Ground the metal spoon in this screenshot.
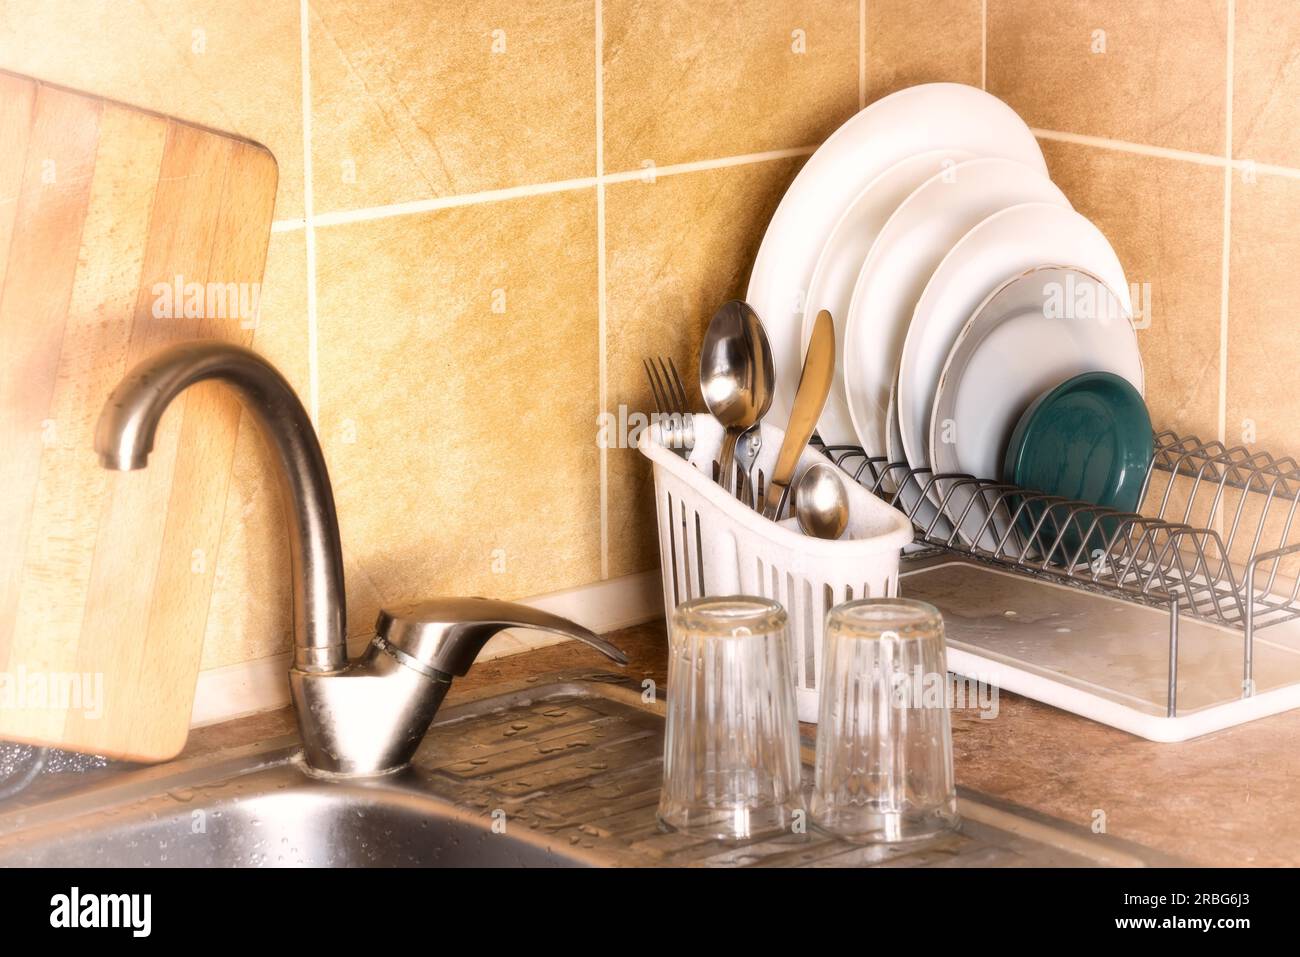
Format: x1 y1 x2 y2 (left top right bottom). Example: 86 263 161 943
794 462 850 540
733 425 762 505
699 300 775 492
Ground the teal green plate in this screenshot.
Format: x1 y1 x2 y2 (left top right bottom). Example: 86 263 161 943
1002 372 1153 561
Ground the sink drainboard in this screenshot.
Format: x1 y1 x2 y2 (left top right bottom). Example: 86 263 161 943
0 674 1177 867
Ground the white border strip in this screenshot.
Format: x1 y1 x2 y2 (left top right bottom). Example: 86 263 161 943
190 570 662 727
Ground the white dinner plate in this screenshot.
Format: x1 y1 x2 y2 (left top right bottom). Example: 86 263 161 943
841 158 1069 456
746 83 1047 430
928 265 1143 546
897 202 1132 472
800 149 974 447
883 365 954 540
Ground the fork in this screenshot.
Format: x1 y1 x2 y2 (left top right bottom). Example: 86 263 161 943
643 356 694 458
645 355 762 503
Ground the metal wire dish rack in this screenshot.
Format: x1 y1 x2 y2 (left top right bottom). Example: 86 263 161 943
817 429 1300 740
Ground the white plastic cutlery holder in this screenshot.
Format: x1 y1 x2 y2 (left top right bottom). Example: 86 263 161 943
639 414 913 721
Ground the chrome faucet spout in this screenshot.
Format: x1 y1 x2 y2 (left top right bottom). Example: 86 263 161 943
97 340 626 776
95 341 348 673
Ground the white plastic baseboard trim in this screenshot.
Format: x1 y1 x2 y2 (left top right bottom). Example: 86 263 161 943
189 570 663 728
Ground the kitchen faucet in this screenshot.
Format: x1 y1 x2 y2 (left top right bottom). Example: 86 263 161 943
95 341 627 775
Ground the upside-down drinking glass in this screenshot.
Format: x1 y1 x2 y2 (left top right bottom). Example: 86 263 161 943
657 596 804 842
811 598 959 843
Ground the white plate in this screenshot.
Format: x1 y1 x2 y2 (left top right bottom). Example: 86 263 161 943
745 83 1047 431
897 202 1132 472
928 266 1143 545
883 366 954 539
842 158 1069 456
800 150 974 447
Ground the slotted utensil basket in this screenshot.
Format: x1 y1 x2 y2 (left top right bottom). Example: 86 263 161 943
639 414 913 721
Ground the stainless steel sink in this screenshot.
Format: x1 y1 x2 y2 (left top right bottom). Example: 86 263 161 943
0 672 1179 867
0 761 586 867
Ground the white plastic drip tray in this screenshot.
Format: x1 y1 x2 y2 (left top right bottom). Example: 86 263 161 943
901 560 1300 741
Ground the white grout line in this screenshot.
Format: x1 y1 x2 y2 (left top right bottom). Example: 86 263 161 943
312 175 601 228
596 0 609 581
1030 127 1230 167
1233 157 1300 180
280 131 1300 240
308 147 819 229
299 0 319 424
600 145 817 184
1219 1 1235 448
981 0 988 91
858 0 867 109
1031 125 1300 185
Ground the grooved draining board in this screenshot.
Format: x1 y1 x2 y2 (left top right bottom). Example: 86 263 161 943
903 560 1300 741
0 70 278 761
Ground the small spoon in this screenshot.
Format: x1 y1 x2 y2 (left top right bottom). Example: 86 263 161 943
699 301 775 492
794 463 850 540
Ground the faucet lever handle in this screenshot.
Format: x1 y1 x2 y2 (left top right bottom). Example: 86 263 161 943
375 597 628 677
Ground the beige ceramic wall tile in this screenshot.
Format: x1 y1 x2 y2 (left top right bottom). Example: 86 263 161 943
309 0 594 214
1233 0 1300 167
0 0 304 219
314 192 601 638
603 0 858 173
987 0 1228 154
1225 173 1300 458
1041 140 1223 440
201 231 310 669
865 0 983 102
604 159 804 579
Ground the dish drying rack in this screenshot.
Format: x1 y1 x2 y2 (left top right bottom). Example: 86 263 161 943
817 430 1300 739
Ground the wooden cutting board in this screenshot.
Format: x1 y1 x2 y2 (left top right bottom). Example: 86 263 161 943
0 71 279 761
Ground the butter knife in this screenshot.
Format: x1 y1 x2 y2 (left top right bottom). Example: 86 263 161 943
762 309 835 520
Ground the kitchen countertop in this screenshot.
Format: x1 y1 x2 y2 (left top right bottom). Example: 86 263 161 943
15 617 1300 866
460 620 1300 867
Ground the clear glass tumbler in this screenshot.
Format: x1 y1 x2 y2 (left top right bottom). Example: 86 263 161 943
658 596 804 842
811 598 959 843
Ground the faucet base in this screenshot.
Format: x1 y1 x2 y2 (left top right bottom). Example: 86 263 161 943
290 640 451 776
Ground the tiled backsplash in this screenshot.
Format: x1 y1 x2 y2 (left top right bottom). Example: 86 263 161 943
2 2 1297 676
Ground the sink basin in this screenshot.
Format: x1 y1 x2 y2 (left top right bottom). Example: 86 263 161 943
0 673 1178 867
0 761 585 867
